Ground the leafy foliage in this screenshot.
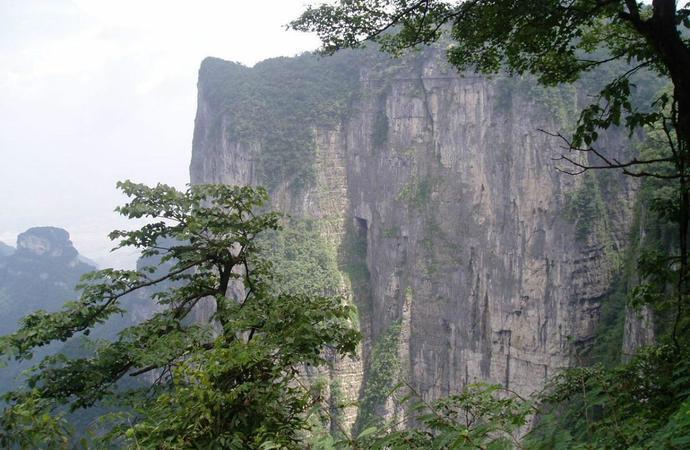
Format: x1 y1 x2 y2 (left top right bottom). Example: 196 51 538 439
0 391 73 450
564 173 604 241
293 0 689 153
524 126 690 447
526 345 690 449
355 383 533 450
371 108 389 149
0 230 97 400
0 182 360 448
293 1 690 448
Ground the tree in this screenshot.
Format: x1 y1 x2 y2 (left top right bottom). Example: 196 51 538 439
292 1 690 328
354 383 534 449
292 1 689 144
292 0 690 447
0 181 360 448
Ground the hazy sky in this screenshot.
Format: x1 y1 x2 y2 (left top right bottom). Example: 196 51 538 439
0 0 320 268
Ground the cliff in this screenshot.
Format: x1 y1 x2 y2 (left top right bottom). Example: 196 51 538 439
190 48 640 430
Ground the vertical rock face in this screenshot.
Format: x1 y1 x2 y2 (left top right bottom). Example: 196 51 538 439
190 50 635 425
345 55 638 402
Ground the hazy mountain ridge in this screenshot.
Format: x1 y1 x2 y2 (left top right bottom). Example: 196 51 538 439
0 227 95 335
0 227 97 396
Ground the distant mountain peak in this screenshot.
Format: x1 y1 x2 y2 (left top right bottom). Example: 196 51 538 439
16 226 78 259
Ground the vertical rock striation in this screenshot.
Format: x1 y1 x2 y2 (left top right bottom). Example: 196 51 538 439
190 49 637 428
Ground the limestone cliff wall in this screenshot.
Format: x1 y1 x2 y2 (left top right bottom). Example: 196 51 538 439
190 50 637 427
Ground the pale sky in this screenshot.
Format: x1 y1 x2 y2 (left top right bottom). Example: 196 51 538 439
0 0 320 268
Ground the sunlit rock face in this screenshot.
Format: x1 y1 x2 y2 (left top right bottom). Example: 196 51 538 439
190 48 637 427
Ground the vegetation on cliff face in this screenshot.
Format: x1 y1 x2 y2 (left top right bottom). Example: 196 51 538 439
522 165 690 448
292 0 690 447
3 2 690 448
199 53 361 193
258 218 343 298
356 320 402 432
293 0 690 278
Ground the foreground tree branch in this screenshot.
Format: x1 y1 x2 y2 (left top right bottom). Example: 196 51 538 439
0 182 360 448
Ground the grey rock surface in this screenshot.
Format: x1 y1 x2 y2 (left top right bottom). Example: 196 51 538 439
190 49 638 427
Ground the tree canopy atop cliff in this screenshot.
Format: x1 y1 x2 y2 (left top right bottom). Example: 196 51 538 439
293 0 689 159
